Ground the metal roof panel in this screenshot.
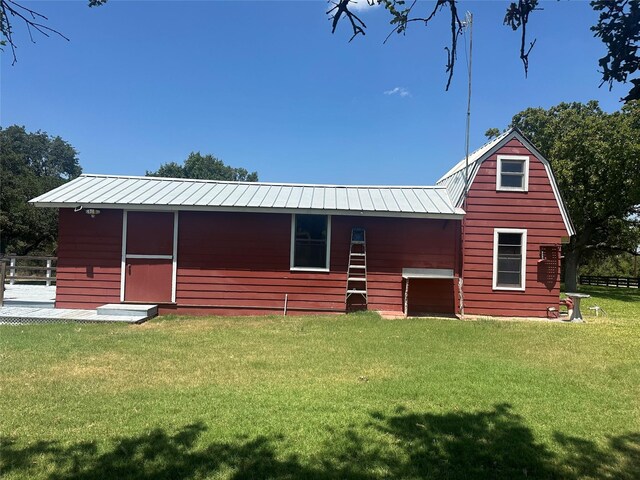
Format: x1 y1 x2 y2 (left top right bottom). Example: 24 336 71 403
219 184 247 206
273 186 293 208
379 189 400 211
357 189 374 211
298 187 314 209
401 189 426 213
335 188 349 210
391 189 412 212
41 175 99 203
285 187 304 208
368 189 386 211
311 187 324 209
246 185 271 207
346 188 361 210
30 174 463 218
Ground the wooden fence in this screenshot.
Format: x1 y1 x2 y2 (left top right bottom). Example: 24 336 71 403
1 256 58 306
1 256 57 285
579 275 639 289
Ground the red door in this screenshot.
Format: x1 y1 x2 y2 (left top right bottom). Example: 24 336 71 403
123 212 175 303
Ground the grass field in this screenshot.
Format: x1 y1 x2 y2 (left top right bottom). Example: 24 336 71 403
1 285 639 479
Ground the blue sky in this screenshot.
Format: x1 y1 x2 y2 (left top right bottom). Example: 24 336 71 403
0 1 628 185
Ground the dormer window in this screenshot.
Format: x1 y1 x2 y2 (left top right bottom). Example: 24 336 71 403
497 155 529 192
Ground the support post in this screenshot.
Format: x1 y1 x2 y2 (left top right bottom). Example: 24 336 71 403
458 277 464 318
404 278 410 318
0 261 6 307
46 259 52 287
9 257 16 285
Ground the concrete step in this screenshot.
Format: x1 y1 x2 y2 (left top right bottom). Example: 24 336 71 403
97 304 158 318
3 300 55 309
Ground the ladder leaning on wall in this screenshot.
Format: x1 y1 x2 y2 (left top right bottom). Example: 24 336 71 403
345 227 368 307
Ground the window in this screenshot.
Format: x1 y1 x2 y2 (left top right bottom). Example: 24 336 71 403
497 155 529 191
290 214 330 271
493 229 527 290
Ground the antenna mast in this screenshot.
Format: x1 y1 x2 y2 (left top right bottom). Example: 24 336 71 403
459 11 473 320
463 11 473 203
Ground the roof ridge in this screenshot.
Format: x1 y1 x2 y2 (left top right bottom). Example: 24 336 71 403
78 173 446 189
437 128 514 183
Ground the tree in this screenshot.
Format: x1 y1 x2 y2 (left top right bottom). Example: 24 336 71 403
146 152 259 182
505 101 640 291
580 250 640 277
0 125 82 255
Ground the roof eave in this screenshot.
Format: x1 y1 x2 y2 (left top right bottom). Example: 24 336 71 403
30 202 465 220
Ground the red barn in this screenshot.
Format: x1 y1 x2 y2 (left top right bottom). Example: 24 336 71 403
31 128 573 318
437 129 574 317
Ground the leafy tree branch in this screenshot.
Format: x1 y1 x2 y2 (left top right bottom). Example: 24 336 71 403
330 0 639 102
591 0 640 102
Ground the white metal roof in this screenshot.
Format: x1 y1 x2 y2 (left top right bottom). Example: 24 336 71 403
437 129 512 183
30 174 465 219
435 130 513 213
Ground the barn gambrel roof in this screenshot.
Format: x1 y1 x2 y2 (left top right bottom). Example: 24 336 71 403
436 128 575 236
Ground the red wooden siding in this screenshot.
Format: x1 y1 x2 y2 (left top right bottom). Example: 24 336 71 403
462 139 569 317
55 208 460 315
333 216 459 314
55 208 123 308
175 212 459 315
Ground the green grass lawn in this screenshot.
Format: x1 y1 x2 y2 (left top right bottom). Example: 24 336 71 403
1 285 639 479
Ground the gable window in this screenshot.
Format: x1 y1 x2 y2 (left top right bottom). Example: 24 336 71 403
497 155 529 191
290 214 330 271
493 229 527 290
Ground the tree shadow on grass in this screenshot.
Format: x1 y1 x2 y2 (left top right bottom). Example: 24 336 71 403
367 403 554 479
1 404 638 479
1 423 310 480
554 431 640 480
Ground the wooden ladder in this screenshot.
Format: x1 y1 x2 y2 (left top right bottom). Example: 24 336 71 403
345 228 367 307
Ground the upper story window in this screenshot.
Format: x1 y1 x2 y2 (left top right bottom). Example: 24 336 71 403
492 228 527 291
290 214 330 271
497 155 529 192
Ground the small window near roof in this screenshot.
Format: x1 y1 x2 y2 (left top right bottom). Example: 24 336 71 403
497 155 529 191
493 229 527 290
291 214 330 270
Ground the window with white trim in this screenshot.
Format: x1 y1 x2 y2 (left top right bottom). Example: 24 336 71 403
291 214 330 271
493 229 527 290
497 155 529 191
